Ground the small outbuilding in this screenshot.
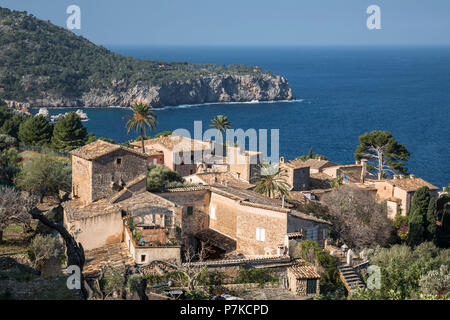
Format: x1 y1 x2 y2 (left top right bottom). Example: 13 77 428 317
287 261 320 296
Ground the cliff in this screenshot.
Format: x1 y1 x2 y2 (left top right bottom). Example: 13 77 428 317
0 7 294 110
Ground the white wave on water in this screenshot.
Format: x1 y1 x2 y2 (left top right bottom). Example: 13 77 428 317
31 99 304 112
158 98 305 110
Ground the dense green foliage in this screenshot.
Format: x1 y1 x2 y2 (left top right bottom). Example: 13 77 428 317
15 155 71 202
296 147 328 161
146 164 184 192
0 7 271 102
408 187 431 246
51 112 88 151
0 106 27 139
297 240 343 295
18 115 53 146
349 242 450 300
354 131 410 178
0 134 20 185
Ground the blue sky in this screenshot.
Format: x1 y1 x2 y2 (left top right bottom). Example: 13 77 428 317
2 0 449 46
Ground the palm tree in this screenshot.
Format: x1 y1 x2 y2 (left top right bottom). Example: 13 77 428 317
253 163 291 199
209 115 231 142
125 99 157 153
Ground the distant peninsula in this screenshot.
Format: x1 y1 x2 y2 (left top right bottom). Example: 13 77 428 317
0 7 294 112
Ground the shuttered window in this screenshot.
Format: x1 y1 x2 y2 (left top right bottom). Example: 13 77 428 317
306 279 317 294
187 206 194 216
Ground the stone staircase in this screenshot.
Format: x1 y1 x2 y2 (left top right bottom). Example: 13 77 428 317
338 264 365 293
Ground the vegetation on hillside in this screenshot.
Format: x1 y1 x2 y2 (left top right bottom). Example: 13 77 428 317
0 7 273 102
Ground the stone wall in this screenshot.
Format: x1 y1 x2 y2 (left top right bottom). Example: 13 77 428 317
236 205 287 256
157 191 211 240
287 214 329 247
91 149 147 202
65 210 123 251
72 156 93 204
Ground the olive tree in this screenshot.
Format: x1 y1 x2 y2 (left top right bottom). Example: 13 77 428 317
0 187 36 242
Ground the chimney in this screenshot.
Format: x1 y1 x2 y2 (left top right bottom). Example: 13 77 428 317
360 159 367 183
280 156 285 164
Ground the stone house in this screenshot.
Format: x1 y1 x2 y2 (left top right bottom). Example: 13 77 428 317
63 141 181 264
371 175 439 218
131 136 262 182
280 157 310 191
158 183 331 258
64 140 331 267
287 261 321 296
131 136 212 176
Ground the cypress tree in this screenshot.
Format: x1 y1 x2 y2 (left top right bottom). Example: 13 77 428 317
407 186 431 246
18 115 53 146
51 112 88 151
426 198 437 242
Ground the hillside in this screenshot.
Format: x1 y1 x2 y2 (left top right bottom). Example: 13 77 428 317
0 7 294 109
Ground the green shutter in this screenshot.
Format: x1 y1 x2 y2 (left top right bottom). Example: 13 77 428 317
187 206 194 215
306 279 317 294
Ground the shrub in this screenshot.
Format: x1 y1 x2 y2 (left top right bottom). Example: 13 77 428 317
28 234 64 270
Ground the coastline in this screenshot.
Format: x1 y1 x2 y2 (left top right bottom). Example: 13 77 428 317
30 98 304 112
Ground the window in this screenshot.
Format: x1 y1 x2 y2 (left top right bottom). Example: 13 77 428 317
190 169 194 175
210 206 216 220
306 279 317 294
140 255 146 263
322 229 328 240
153 158 157 165
256 228 265 242
187 206 194 216
116 158 122 166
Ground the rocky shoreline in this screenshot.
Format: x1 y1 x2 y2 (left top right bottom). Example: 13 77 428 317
5 74 294 113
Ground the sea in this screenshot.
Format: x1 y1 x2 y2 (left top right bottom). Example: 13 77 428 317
32 46 450 188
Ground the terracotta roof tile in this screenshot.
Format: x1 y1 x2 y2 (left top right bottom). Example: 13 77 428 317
288 260 320 279
70 140 148 160
386 177 438 192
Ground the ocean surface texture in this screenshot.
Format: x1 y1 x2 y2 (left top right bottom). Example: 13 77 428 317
35 46 450 188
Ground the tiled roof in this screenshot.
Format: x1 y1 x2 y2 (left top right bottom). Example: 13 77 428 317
183 255 291 267
282 159 311 169
131 135 210 152
210 185 289 209
288 260 320 279
287 231 304 239
83 243 134 278
386 177 439 191
302 159 338 170
194 172 255 190
70 140 148 160
284 159 338 170
164 185 211 193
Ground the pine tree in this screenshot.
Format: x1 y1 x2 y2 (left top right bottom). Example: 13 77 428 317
51 112 88 151
407 186 431 246
18 115 53 146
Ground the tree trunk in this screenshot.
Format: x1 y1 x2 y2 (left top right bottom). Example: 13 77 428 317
29 207 87 299
377 150 383 180
141 127 145 154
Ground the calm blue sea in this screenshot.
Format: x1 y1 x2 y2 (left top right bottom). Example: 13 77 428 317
34 46 450 188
